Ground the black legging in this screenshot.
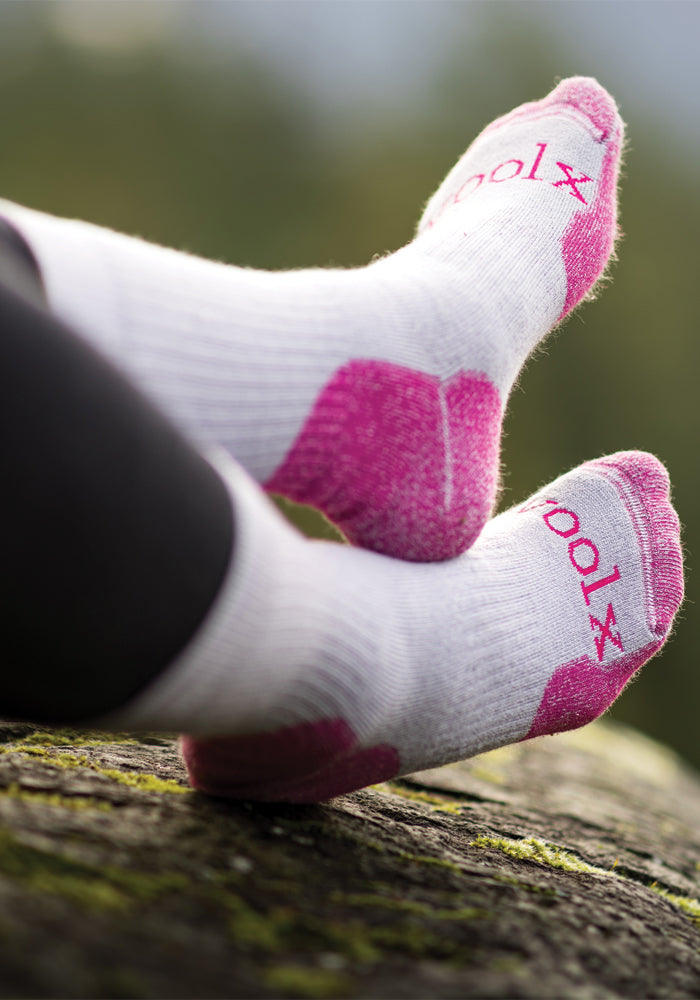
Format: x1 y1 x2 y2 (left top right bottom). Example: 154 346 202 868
0 223 234 723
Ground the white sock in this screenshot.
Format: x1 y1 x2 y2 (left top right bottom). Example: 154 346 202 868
103 448 682 802
0 77 624 561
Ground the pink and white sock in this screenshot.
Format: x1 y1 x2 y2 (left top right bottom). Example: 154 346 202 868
0 77 624 561
103 449 682 803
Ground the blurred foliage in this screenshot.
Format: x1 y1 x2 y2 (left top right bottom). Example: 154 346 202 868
0 6 698 766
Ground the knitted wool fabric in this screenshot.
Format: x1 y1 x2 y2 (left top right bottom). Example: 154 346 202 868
0 77 624 560
103 449 683 803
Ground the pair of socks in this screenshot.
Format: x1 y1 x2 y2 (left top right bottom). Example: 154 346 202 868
2 78 683 800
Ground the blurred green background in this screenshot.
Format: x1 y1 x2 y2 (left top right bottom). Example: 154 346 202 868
1 1 697 767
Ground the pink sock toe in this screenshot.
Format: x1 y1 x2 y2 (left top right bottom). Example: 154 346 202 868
482 76 622 143
586 451 683 637
546 76 621 139
524 451 683 740
545 78 625 320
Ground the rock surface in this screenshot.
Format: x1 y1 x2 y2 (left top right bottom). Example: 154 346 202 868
0 717 699 998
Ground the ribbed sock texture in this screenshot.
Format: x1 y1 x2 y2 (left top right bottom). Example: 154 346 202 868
104 449 682 802
0 77 623 560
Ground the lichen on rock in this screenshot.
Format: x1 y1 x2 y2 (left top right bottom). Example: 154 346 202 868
0 717 699 998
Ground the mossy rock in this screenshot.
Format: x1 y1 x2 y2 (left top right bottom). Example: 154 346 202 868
0 717 699 998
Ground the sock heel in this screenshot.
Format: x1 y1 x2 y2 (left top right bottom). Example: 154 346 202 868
266 360 503 560
181 719 399 803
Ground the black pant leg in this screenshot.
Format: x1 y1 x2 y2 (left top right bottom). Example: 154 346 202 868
0 271 234 724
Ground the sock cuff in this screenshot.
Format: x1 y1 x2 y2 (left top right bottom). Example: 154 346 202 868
100 449 313 734
0 199 125 356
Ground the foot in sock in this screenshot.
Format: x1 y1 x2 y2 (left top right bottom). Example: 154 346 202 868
103 450 683 803
0 78 624 560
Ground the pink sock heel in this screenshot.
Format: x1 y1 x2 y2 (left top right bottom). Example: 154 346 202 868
266 362 502 561
181 718 399 803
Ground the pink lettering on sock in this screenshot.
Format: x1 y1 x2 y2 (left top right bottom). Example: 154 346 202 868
580 453 684 635
524 142 547 181
536 497 621 605
180 718 400 803
568 537 599 575
580 565 621 605
527 493 623 660
543 507 580 537
265 361 502 561
490 159 524 182
553 162 593 204
444 78 623 322
523 642 660 740
589 603 624 661
455 174 485 202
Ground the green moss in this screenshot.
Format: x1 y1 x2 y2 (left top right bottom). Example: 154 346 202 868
332 892 431 915
13 729 137 748
96 867 191 904
489 955 525 975
326 925 379 964
264 965 351 999
379 783 463 814
221 880 480 965
17 747 90 765
0 829 191 913
471 836 612 876
223 897 383 963
30 869 131 912
652 886 700 925
396 849 463 874
0 781 113 811
226 896 288 951
0 823 483 967
472 834 700 928
96 768 189 795
2 746 189 795
0 829 131 911
365 922 469 961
